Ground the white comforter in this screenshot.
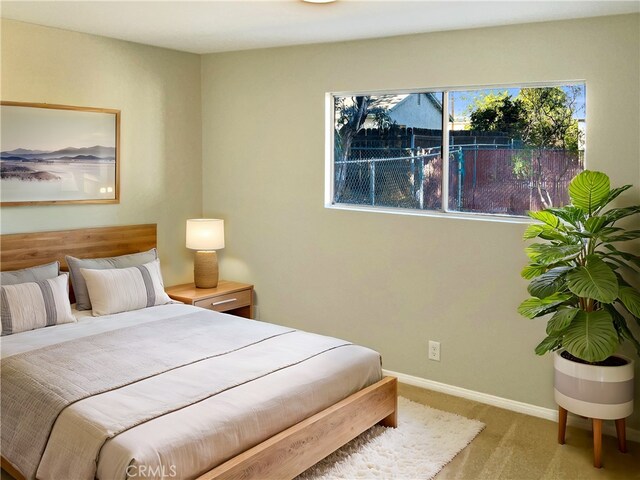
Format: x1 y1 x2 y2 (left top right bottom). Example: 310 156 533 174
1 304 382 480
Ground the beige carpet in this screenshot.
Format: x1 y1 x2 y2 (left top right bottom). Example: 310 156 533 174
298 397 485 479
399 384 640 480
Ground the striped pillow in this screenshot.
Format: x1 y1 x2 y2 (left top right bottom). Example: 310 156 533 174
66 248 158 311
80 259 172 316
0 274 76 336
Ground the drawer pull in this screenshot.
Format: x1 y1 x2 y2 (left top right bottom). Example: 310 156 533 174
211 298 237 307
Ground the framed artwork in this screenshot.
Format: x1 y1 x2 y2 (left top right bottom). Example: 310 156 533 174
0 101 120 206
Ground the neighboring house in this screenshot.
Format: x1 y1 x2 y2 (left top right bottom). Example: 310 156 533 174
363 93 449 130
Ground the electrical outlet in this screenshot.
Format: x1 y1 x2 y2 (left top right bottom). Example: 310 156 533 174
428 340 440 361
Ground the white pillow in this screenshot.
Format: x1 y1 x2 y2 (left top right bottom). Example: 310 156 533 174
0 273 76 336
80 259 172 316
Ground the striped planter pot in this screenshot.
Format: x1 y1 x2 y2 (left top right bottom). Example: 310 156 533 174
554 350 634 420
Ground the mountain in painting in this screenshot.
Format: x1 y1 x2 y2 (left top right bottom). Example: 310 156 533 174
54 155 102 160
0 145 115 161
1 148 49 155
49 145 115 158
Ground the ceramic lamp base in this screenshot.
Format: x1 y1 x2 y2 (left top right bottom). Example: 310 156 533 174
194 251 219 288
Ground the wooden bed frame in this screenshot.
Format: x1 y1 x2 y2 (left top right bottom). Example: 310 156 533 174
0 224 398 480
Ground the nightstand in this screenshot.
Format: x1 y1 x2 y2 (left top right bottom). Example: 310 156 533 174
166 281 254 319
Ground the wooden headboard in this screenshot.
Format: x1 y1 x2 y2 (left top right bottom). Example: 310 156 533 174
0 224 157 272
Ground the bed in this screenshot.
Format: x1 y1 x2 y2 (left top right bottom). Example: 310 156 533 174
0 224 397 480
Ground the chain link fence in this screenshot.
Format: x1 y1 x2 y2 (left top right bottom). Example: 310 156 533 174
334 147 442 210
334 145 583 215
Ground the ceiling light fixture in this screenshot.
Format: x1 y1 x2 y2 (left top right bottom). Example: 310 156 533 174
302 0 337 4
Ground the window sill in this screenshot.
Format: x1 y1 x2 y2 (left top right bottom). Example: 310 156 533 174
324 202 533 224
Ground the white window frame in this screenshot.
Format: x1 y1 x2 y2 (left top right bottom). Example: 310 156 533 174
325 81 586 224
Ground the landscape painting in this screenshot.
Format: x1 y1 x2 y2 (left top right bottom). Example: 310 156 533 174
1 102 120 205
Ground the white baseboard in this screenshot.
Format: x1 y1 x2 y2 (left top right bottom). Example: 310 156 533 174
384 369 640 444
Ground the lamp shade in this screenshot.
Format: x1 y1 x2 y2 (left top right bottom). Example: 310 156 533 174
186 219 225 251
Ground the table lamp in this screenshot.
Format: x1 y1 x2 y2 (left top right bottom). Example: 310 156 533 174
186 219 225 288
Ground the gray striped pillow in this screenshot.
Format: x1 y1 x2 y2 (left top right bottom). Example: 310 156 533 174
80 259 172 316
0 274 76 336
66 248 158 311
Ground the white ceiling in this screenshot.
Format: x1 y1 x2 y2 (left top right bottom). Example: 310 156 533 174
1 0 638 54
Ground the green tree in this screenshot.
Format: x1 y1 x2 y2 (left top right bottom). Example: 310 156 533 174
468 87 584 209
518 87 583 208
468 91 525 137
468 87 582 151
518 86 581 152
334 96 394 202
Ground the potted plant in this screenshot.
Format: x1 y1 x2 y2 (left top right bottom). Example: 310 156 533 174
518 170 639 467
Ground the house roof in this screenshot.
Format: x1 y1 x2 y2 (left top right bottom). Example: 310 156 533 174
368 93 453 122
369 93 444 113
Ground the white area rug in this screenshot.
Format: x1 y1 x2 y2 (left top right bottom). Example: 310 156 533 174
298 397 485 480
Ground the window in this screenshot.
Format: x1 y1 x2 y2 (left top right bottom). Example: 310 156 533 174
328 84 586 218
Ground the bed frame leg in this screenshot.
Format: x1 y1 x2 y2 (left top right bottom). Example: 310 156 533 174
378 376 398 428
379 410 398 428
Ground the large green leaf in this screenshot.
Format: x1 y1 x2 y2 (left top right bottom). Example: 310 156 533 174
525 244 582 265
523 224 546 240
528 210 563 229
521 264 547 280
602 254 640 273
600 230 640 243
518 293 572 319
546 206 585 228
563 310 618 362
603 259 623 271
597 184 632 212
539 231 571 243
584 216 609 235
591 227 623 243
523 224 568 242
528 266 571 298
618 286 640 317
546 307 580 335
603 245 640 269
535 335 562 355
606 304 640 358
569 170 611 214
566 255 618 303
524 244 544 261
600 206 640 225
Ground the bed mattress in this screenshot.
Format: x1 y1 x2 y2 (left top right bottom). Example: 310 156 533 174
1 304 382 480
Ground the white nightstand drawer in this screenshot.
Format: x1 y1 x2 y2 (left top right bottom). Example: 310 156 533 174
194 290 252 312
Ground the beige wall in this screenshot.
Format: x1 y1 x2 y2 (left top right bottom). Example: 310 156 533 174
0 19 202 285
201 15 640 429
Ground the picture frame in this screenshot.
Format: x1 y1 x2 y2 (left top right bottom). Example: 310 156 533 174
0 101 120 206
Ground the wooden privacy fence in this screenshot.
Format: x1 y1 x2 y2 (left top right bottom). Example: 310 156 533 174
449 148 583 214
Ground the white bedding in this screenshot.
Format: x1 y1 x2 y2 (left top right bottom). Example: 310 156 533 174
1 304 382 480
1 304 179 358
